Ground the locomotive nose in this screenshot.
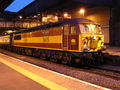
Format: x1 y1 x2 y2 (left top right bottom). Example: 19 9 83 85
82 35 104 52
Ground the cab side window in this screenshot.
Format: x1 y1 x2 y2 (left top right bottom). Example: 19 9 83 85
14 35 21 40
71 25 77 34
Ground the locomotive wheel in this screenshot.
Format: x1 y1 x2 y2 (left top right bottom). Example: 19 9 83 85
61 57 68 65
84 58 96 65
50 58 58 63
47 51 57 62
40 53 46 59
74 58 82 66
61 55 71 65
45 50 50 60
49 54 58 63
94 52 104 64
69 56 82 67
61 52 69 65
96 55 104 64
39 50 47 60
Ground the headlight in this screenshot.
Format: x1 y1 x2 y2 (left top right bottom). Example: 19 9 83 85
93 36 97 40
83 44 89 52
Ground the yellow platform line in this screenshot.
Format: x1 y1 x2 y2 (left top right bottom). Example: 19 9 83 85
0 58 67 90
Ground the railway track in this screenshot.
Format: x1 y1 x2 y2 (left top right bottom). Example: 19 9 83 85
88 64 120 73
82 65 120 80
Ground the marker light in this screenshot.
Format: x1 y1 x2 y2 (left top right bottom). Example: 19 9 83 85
93 36 97 39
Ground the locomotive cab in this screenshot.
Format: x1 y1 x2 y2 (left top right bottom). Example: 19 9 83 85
63 21 104 53
78 23 104 52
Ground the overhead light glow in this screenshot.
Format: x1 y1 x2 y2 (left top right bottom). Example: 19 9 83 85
79 8 85 16
34 15 37 18
6 30 13 34
79 8 85 13
19 15 23 19
64 13 68 17
5 0 35 12
54 16 58 20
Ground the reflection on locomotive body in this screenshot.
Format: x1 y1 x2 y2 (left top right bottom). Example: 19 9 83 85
0 18 105 65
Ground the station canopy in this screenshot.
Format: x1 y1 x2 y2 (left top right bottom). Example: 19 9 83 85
18 0 113 16
0 0 13 12
0 0 114 34
0 0 113 19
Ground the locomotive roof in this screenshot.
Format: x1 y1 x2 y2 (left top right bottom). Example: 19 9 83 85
14 18 97 34
63 18 97 24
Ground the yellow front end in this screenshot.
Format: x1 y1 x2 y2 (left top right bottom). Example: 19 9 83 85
79 34 104 52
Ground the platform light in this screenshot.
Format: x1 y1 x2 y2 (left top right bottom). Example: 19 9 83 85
64 13 68 17
63 12 71 19
42 17 46 22
54 16 58 20
19 15 23 19
34 15 37 18
79 8 85 16
6 30 13 34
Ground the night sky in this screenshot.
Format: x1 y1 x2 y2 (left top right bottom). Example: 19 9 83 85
5 0 35 12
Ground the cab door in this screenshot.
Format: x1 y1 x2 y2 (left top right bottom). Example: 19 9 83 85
63 24 69 50
68 24 79 50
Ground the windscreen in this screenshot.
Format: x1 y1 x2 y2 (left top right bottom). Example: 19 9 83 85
79 24 102 34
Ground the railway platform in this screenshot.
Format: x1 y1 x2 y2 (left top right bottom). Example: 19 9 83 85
106 45 120 56
0 53 109 90
104 45 120 66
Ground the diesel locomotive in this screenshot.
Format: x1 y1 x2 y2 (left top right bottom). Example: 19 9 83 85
0 18 105 65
